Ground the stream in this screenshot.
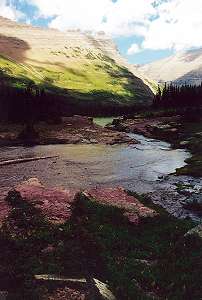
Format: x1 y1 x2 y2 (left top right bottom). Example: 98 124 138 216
0 118 201 221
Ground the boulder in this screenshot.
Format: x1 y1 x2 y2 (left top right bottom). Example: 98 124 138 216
184 224 202 240
15 178 78 224
84 187 158 225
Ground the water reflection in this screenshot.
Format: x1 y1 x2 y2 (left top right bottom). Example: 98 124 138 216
0 134 190 192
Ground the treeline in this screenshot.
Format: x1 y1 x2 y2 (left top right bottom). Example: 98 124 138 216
0 83 68 123
74 101 145 117
153 83 202 109
0 81 145 122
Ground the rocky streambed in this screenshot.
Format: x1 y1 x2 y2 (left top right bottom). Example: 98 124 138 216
0 123 201 221
0 116 137 147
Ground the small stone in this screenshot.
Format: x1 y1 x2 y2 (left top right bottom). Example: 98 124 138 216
82 139 91 144
90 139 98 144
180 141 189 146
185 224 202 240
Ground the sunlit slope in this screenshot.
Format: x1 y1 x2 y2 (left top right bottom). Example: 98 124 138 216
0 17 154 105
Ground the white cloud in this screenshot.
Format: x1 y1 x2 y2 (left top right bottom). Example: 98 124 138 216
142 0 202 52
127 44 141 55
49 0 112 32
0 0 23 20
27 0 156 35
5 0 202 55
100 0 155 36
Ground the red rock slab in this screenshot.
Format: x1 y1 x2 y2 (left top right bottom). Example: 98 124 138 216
0 187 12 226
15 178 78 224
84 187 158 225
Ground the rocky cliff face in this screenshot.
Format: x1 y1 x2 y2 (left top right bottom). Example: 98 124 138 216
139 48 202 85
0 17 154 107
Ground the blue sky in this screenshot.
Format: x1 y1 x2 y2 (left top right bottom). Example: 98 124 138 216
114 36 174 65
0 0 202 65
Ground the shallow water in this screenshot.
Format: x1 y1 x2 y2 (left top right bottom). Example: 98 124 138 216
93 117 115 127
0 134 190 193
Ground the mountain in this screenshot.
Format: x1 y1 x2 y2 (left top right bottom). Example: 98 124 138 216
139 48 202 86
0 17 154 111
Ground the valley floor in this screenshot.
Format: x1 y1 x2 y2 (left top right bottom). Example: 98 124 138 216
0 114 201 299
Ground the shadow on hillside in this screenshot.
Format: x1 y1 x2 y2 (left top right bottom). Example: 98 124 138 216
100 63 154 103
0 34 30 62
120 68 154 104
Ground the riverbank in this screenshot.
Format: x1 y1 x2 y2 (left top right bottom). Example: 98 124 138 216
0 178 201 299
104 115 202 218
0 116 137 147
175 123 202 177
107 115 202 177
0 117 201 299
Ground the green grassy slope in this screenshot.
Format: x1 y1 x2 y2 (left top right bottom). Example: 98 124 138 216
0 51 153 107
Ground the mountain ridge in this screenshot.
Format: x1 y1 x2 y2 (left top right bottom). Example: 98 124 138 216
0 16 154 110
138 48 202 86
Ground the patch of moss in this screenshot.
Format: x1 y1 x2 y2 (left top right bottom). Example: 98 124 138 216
176 123 202 177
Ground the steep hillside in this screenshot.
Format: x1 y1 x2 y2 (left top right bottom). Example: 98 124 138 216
139 48 202 85
0 17 154 109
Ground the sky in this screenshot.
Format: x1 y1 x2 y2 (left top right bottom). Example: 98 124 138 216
0 0 202 65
